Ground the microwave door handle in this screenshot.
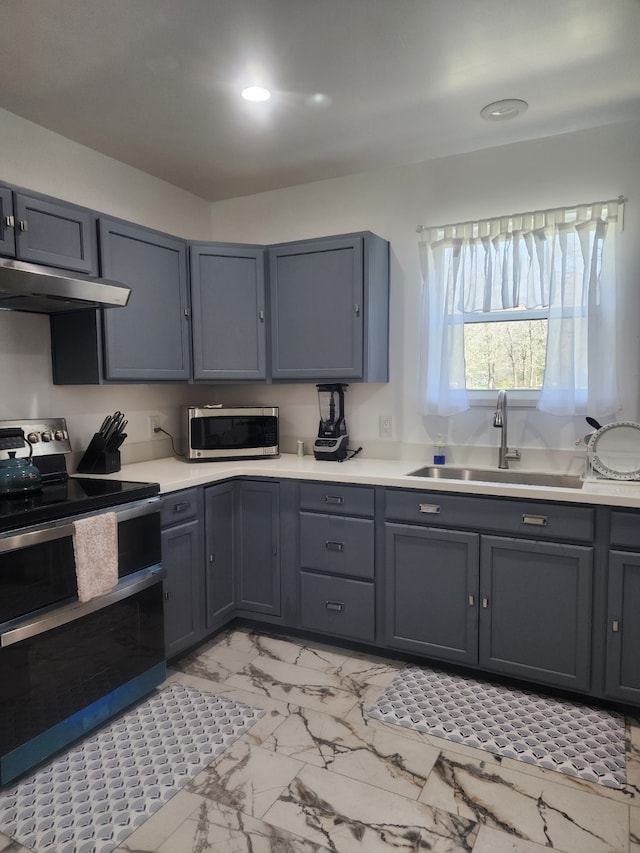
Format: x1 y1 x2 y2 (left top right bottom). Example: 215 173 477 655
0 496 160 554
0 565 166 648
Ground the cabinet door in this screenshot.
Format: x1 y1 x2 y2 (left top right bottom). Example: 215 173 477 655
269 236 364 380
190 244 266 380
237 481 280 616
14 193 96 273
0 187 16 256
162 519 204 658
385 523 479 665
204 482 236 628
605 551 640 702
480 536 593 691
99 218 190 381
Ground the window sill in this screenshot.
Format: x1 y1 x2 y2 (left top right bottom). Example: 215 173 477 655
468 391 539 408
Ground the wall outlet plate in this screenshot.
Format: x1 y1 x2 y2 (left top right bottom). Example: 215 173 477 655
379 414 392 438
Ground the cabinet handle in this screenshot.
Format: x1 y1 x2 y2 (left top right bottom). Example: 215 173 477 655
468 595 475 606
184 308 189 318
612 620 620 632
209 554 215 563
354 303 360 317
173 502 190 513
325 600 345 612
164 591 170 601
324 495 344 505
259 310 265 322
4 215 14 228
325 540 344 552
419 503 441 514
522 514 548 526
482 597 489 608
19 220 28 231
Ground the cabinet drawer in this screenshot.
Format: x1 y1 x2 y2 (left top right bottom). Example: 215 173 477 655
300 512 374 579
610 511 640 549
299 482 374 516
299 571 375 641
161 488 199 526
385 489 594 542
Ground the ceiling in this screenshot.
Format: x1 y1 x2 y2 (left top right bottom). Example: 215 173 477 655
2 0 639 202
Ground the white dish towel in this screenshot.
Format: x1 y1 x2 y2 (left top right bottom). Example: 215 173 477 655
72 512 119 602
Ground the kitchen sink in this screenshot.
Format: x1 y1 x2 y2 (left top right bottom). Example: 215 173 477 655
406 465 584 489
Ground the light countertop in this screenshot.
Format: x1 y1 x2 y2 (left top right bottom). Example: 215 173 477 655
75 453 640 509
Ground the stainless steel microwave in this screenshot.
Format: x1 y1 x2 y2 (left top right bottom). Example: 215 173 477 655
184 406 279 460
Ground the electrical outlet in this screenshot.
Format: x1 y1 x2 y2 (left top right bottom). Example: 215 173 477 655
149 415 161 438
379 414 392 438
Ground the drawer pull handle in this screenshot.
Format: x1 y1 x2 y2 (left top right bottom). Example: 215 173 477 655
324 495 344 505
612 620 620 632
173 502 190 513
325 600 344 612
19 219 28 232
419 503 441 514
468 595 475 606
326 541 344 552
482 597 489 609
522 514 548 526
4 215 14 228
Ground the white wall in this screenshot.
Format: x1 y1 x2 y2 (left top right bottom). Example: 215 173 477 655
0 108 638 468
209 120 640 465
0 109 211 461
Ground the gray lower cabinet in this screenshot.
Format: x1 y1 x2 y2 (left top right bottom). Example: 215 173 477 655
479 536 593 691
0 184 97 273
237 480 281 616
204 482 236 629
161 488 205 658
298 482 376 642
384 489 595 692
190 243 267 381
605 511 640 702
269 232 389 382
384 523 479 664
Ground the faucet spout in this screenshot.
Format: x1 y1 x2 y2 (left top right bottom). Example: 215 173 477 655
493 389 510 469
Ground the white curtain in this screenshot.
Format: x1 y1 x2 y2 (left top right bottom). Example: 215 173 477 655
417 202 621 416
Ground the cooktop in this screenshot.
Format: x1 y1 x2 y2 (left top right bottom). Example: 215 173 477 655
0 477 160 534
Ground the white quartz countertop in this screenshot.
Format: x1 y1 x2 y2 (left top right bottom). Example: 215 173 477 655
75 453 640 509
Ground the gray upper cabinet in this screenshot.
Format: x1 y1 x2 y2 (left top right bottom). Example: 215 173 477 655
0 187 16 256
190 243 267 381
269 232 389 382
99 218 191 381
0 185 97 273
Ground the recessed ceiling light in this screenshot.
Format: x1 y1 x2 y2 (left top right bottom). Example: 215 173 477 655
241 86 271 103
480 99 528 121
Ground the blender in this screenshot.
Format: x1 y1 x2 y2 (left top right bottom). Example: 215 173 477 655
313 384 349 461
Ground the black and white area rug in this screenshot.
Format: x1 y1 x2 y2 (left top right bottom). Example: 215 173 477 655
0 683 265 853
368 666 626 789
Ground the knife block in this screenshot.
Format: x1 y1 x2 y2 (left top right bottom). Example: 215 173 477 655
76 433 121 474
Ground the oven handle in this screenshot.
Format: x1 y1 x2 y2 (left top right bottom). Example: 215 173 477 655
0 564 166 648
0 496 160 554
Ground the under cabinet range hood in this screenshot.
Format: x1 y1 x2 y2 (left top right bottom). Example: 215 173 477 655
0 258 131 314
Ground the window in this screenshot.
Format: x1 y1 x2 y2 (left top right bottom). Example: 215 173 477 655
417 200 622 416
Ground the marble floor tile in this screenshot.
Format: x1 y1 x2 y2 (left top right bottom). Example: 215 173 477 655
224 657 360 716
418 748 628 853
631 806 640 853
114 790 206 852
263 763 479 852
187 739 304 819
149 794 333 853
261 704 440 799
471 824 564 852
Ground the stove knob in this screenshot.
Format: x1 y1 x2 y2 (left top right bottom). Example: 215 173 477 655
27 432 39 443
41 431 53 442
54 429 66 440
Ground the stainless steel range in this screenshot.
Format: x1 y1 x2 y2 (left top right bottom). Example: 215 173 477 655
0 418 165 785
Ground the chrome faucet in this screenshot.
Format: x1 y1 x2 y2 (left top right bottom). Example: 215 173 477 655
493 390 521 469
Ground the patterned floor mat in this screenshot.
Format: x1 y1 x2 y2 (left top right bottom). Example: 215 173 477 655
0 683 264 853
368 665 626 789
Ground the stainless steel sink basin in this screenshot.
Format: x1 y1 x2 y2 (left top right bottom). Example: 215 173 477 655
406 466 584 489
